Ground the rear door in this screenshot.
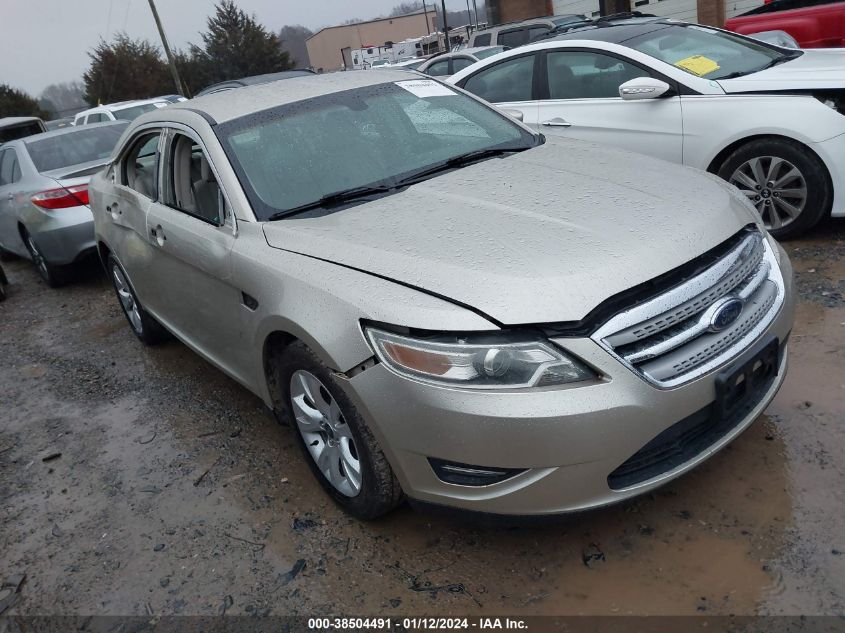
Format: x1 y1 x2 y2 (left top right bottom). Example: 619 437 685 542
534 48 683 162
0 147 26 255
459 52 540 123
99 128 164 301
143 127 247 378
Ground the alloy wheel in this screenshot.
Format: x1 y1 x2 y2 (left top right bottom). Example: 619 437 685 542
729 156 807 231
289 369 362 497
26 235 50 281
112 265 143 334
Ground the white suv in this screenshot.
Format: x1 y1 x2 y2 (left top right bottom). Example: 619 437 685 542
73 98 168 126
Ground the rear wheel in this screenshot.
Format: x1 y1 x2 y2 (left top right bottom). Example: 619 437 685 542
276 342 403 519
21 226 67 287
718 138 831 239
0 264 7 301
107 255 168 345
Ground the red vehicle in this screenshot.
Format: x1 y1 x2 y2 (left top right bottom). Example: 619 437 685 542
725 0 845 48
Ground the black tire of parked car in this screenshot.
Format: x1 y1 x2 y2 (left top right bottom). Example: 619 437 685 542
0 246 16 262
21 226 69 288
0 263 7 301
276 341 404 519
717 137 831 240
107 254 170 346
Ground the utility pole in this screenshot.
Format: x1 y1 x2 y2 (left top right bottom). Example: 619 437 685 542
147 0 187 97
465 0 474 32
422 1 432 34
440 0 450 52
473 0 480 27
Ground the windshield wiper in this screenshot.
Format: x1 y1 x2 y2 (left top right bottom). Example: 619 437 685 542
718 53 798 80
267 183 395 221
393 146 533 187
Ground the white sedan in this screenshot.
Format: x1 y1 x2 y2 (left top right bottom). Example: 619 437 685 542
449 18 845 238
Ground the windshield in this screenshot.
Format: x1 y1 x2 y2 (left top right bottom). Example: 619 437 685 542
626 24 800 80
218 80 536 220
26 123 128 172
474 46 507 60
112 102 160 121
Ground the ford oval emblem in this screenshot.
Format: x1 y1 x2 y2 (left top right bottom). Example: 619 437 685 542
709 298 744 333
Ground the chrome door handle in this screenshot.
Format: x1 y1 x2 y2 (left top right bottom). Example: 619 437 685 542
541 118 572 128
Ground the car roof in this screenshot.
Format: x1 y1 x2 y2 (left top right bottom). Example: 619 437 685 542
76 98 167 117
0 116 43 127
545 17 674 44
475 17 555 33
171 69 421 124
195 70 316 96
461 46 504 55
21 120 128 144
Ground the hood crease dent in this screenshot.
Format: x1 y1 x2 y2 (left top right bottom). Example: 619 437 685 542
263 138 756 325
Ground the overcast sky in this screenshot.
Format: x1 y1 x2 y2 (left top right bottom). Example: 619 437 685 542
1 0 471 96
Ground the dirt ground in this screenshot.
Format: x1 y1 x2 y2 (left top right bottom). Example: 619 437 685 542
1 219 844 618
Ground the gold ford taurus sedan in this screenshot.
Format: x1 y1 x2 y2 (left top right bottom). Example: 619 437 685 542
90 70 794 519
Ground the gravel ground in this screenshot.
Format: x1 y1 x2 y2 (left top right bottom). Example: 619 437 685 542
1 217 844 618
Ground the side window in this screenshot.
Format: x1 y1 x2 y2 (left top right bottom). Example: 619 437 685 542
546 50 652 100
463 54 536 103
0 150 20 186
75 116 87 126
122 132 161 199
164 133 223 226
473 33 491 47
425 60 451 76
527 26 551 42
497 28 531 48
452 57 475 73
88 113 105 123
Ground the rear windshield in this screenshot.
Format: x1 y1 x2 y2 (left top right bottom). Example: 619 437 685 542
112 103 160 121
0 121 44 143
26 123 128 172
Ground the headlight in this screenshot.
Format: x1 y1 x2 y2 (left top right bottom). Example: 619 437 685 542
365 327 596 389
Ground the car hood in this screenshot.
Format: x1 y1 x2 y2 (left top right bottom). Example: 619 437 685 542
263 137 756 325
718 49 845 92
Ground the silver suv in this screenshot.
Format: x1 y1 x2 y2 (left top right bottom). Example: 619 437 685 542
468 15 583 48
90 71 794 519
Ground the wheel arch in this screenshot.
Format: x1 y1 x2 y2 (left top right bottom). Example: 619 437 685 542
706 133 831 185
96 240 112 269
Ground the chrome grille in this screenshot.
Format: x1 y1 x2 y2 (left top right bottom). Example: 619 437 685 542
591 229 785 388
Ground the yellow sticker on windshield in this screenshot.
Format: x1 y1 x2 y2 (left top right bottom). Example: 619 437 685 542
673 55 721 76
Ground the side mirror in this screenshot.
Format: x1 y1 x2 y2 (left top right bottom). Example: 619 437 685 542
498 107 524 122
619 77 671 101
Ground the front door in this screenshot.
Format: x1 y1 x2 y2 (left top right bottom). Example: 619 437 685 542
534 49 683 163
461 53 540 126
143 130 248 382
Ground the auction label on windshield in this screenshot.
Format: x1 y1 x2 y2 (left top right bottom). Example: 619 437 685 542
673 55 720 76
396 79 457 98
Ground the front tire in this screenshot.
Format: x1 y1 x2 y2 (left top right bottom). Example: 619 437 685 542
276 342 403 519
717 138 831 240
0 264 7 301
107 255 168 345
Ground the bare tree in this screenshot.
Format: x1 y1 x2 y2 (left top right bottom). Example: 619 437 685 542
39 82 87 117
389 1 424 16
279 25 313 68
